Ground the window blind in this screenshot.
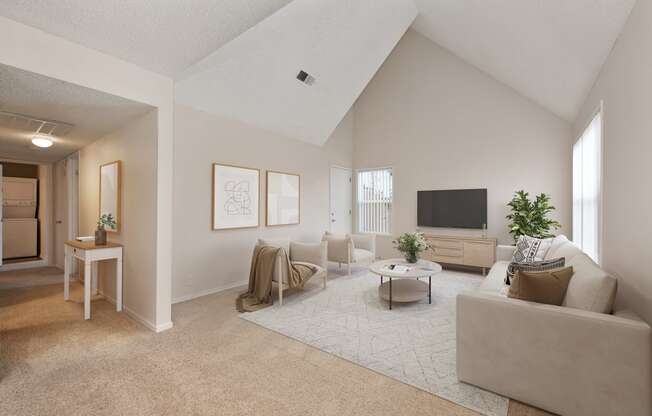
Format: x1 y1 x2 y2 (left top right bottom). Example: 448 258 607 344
573 110 602 263
357 168 392 234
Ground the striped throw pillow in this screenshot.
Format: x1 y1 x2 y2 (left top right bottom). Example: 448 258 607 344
505 257 566 286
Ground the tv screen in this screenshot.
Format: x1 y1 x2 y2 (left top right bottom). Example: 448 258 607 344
417 189 487 229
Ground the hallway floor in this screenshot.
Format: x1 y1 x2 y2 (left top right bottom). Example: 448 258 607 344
0 268 550 416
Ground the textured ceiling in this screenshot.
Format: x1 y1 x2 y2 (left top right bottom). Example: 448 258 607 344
411 0 637 121
0 0 637 128
0 64 153 162
0 0 293 77
176 0 417 145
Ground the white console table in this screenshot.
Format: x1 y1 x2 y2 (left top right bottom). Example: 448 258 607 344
64 240 123 320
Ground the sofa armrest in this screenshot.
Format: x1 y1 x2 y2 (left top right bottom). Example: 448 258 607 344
456 291 651 416
290 241 327 270
496 245 515 262
351 233 376 255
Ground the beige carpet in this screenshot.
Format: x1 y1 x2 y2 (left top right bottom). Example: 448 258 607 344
0 266 63 289
0 267 552 416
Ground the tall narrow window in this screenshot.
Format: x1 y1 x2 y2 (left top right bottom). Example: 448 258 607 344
573 109 602 263
357 168 392 234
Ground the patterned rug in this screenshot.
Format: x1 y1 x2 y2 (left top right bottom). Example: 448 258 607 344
240 268 508 416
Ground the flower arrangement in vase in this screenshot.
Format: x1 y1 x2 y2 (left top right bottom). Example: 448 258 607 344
95 213 117 245
393 232 431 263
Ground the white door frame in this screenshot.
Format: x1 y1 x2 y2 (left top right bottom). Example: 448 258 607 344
66 153 79 275
0 157 51 272
0 163 3 267
329 165 352 233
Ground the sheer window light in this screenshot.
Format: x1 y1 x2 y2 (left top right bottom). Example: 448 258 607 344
573 109 602 263
357 168 392 234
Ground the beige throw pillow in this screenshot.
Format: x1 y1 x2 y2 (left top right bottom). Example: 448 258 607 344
508 266 574 306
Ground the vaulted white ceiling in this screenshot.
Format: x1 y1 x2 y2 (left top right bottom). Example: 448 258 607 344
0 0 637 133
176 0 417 145
0 0 293 77
411 0 637 121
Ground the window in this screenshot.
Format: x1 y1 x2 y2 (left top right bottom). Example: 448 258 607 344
573 108 602 263
357 168 392 234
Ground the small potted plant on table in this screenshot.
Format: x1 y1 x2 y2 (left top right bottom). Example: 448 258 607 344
394 232 431 263
95 213 117 245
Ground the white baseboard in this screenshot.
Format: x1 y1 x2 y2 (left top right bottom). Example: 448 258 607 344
172 279 248 304
100 291 173 333
0 258 50 272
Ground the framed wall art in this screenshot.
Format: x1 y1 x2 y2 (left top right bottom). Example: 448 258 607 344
266 170 300 226
212 163 260 230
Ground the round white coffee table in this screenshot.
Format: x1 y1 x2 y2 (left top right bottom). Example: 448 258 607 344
369 259 442 310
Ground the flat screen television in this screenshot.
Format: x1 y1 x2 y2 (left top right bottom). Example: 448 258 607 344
417 189 487 229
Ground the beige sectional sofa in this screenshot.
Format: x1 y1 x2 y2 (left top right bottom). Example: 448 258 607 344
456 235 651 416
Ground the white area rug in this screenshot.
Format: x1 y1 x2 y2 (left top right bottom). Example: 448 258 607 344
241 268 508 416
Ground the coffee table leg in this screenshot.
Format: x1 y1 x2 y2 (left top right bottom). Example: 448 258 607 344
429 275 432 304
380 275 383 285
389 277 392 310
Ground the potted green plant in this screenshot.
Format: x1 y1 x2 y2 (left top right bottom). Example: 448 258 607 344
506 190 561 242
393 232 431 263
95 213 117 245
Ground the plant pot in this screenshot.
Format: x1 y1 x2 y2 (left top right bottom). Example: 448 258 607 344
404 252 418 264
95 228 107 245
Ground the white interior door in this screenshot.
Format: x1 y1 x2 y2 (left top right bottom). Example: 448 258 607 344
330 166 352 234
53 159 68 269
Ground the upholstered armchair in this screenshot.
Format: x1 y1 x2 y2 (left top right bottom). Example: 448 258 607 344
256 238 328 305
322 232 376 275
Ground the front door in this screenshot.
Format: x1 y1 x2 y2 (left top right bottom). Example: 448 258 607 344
329 166 352 234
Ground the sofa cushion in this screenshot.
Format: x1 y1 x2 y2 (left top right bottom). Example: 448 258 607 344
545 238 583 262
290 241 326 268
257 238 290 254
563 254 617 313
508 266 574 306
544 235 570 260
512 235 553 263
506 257 566 285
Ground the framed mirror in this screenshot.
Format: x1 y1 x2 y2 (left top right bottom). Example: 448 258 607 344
99 160 121 233
266 170 300 226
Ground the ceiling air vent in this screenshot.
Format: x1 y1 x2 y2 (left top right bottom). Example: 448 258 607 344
296 70 315 86
0 110 73 137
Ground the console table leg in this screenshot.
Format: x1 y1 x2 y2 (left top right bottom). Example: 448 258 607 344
84 261 91 320
429 275 432 304
389 277 392 310
380 275 383 285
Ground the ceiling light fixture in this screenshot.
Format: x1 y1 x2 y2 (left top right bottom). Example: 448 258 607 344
32 136 54 148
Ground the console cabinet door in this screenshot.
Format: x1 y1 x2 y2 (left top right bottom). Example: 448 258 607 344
462 242 495 267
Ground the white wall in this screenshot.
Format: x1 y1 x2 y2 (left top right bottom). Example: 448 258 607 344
0 16 173 330
574 0 652 324
172 104 353 303
78 111 158 327
353 30 572 257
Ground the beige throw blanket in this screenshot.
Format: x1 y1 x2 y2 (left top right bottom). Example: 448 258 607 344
236 245 316 312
